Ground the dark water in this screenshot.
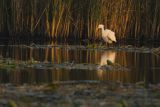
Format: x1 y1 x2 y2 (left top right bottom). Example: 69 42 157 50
0 42 160 85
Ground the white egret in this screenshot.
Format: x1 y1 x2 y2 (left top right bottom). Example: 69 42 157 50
97 24 117 44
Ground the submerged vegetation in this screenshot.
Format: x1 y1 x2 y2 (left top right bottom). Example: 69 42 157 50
0 0 160 41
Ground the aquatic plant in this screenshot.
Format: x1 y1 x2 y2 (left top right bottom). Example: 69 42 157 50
6 100 17 107
43 83 59 93
0 59 16 70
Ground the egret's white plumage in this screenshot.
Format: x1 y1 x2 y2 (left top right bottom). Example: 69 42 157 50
97 24 116 44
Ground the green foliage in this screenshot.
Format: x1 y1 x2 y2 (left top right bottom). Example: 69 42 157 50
43 83 59 93
0 63 16 70
107 60 114 66
114 99 128 107
6 100 17 107
136 81 145 87
120 99 128 107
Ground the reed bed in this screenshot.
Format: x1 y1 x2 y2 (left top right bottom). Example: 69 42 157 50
0 0 159 41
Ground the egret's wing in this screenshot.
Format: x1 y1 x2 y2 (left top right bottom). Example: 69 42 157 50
106 30 116 42
102 31 109 43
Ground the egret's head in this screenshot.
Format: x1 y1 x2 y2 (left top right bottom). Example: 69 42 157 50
98 24 104 29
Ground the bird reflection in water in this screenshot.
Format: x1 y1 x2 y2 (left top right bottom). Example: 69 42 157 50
97 51 116 79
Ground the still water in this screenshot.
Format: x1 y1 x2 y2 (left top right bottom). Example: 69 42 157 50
0 42 160 85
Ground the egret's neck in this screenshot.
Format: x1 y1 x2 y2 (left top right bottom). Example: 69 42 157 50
101 27 104 33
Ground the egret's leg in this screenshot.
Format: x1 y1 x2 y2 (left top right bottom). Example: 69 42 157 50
106 43 109 47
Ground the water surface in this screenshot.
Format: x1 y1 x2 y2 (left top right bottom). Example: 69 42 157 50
0 43 160 85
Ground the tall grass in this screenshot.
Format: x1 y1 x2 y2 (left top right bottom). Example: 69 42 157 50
0 0 159 41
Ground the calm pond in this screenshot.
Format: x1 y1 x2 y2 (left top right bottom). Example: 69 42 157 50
0 41 160 85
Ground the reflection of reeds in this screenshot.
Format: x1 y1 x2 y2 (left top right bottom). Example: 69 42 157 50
0 0 159 41
1 44 160 83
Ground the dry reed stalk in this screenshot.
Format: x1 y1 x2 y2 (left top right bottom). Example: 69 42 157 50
0 0 159 41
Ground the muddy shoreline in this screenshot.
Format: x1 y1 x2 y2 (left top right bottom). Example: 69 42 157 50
1 82 160 107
